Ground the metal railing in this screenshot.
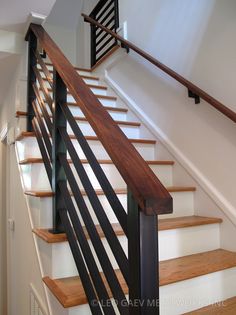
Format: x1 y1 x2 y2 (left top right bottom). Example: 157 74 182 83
26 23 172 315
89 0 119 67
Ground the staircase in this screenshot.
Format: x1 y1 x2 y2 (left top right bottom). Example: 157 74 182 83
13 7 236 315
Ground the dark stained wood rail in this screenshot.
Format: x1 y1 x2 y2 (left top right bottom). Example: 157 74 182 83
26 23 172 216
82 14 236 124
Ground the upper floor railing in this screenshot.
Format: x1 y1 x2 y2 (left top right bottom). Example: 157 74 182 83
89 0 119 67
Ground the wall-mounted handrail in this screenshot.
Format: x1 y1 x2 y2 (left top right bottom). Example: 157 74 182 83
82 13 236 124
26 23 172 216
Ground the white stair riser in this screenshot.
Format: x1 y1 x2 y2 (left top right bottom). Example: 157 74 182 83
39 81 108 96
38 64 94 78
29 115 140 139
66 94 116 107
39 90 116 107
16 138 156 161
49 267 236 315
28 192 194 229
38 235 127 278
48 291 89 315
41 103 127 121
16 115 135 138
69 106 127 120
68 121 140 139
20 163 173 190
36 223 220 279
39 71 99 86
160 267 236 314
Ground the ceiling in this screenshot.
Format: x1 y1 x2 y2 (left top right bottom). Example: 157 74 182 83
0 0 56 107
0 0 56 33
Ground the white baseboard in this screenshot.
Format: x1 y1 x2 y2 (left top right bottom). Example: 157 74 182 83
105 72 236 227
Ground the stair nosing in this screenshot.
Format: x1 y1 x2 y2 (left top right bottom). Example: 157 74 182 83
39 87 117 100
39 68 100 81
16 131 156 144
42 77 107 90
24 187 196 198
19 157 174 166
43 249 236 308
15 112 140 127
33 216 222 244
65 102 128 112
44 63 92 73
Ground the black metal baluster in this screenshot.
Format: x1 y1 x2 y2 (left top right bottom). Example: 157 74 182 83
128 189 159 315
58 127 129 283
114 0 119 31
58 153 129 314
59 208 104 315
96 0 114 21
96 36 115 55
58 181 117 315
51 71 67 233
32 119 52 181
32 101 52 159
27 32 37 131
59 102 127 234
32 84 53 134
90 13 97 67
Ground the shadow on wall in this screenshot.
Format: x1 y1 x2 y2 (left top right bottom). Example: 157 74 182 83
190 0 236 111
120 0 236 111
120 0 216 77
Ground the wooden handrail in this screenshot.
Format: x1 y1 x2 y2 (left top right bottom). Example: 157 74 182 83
26 23 172 216
82 14 236 124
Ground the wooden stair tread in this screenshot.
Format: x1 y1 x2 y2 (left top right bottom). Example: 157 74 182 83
33 216 222 244
24 187 196 198
19 158 174 166
39 87 117 100
16 105 128 118
39 68 100 81
158 215 222 230
43 249 236 308
43 88 117 101
185 296 236 314
43 269 127 308
65 102 128 112
16 131 156 144
33 223 123 243
44 63 92 73
42 78 107 90
159 249 236 286
15 111 140 127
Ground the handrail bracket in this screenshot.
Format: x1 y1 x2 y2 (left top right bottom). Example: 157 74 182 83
188 89 200 104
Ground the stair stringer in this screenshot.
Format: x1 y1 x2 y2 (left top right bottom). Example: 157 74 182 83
14 144 53 315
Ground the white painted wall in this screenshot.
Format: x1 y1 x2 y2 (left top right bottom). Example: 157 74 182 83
43 23 77 65
0 47 48 315
7 145 48 315
118 0 236 111
0 141 7 315
44 0 86 66
76 0 99 67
